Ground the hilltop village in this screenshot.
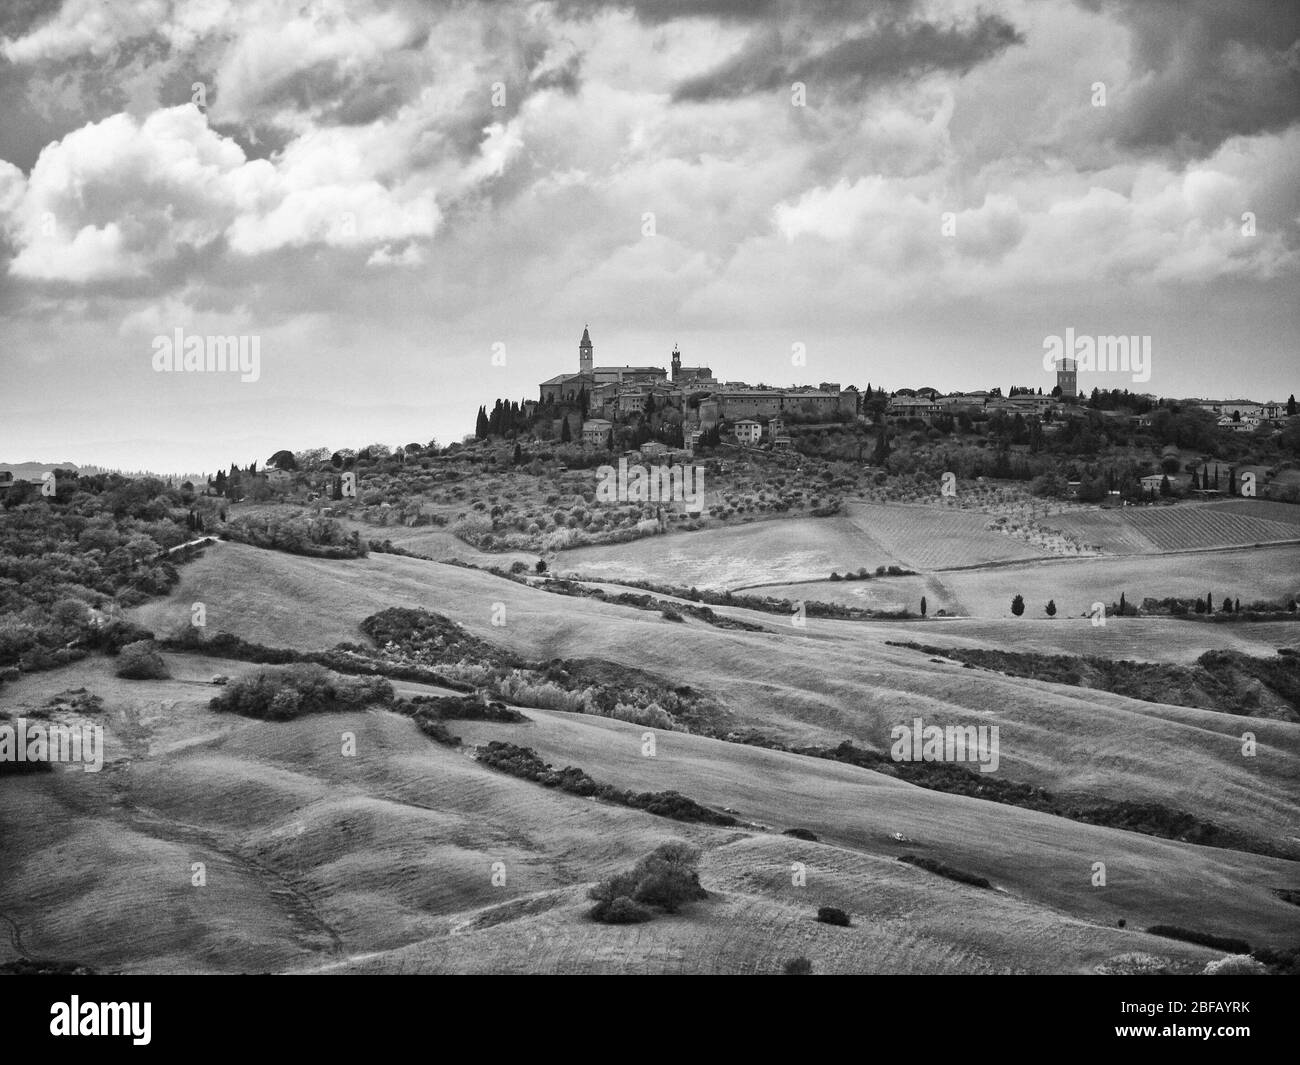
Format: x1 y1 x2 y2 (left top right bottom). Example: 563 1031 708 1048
465 327 1296 474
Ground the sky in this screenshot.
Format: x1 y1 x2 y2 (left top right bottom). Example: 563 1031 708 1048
0 0 1297 476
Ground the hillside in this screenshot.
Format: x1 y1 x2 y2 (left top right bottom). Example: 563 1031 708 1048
1 530 1294 975
1 654 1293 975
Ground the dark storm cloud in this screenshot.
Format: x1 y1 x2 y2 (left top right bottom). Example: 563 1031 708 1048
672 10 1023 101
0 0 59 39
1077 0 1300 155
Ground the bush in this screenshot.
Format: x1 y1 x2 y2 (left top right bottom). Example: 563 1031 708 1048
898 854 990 889
1202 955 1266 975
209 663 393 720
783 957 813 975
589 896 655 924
115 640 170 680
1251 945 1300 975
589 842 708 922
783 827 819 841
816 906 851 927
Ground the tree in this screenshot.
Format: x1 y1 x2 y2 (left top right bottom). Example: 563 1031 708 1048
475 406 489 440
535 558 548 574
873 426 891 465
1119 592 1127 615
1289 394 1297 417
267 449 298 471
1206 592 1214 613
1011 594 1025 616
1228 468 1236 495
1234 597 1241 613
1159 474 1172 496
1046 599 1056 617
560 416 571 443
513 443 523 465
116 640 170 680
920 595 927 617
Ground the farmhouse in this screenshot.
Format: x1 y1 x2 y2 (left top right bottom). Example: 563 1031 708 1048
733 419 761 445
581 418 613 446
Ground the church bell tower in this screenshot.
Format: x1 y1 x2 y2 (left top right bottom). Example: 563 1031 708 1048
579 325 593 375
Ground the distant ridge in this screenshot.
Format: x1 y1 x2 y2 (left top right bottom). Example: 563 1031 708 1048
0 461 83 477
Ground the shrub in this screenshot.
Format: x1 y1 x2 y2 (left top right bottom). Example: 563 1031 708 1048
660 607 684 622
1251 945 1300 975
783 827 819 841
630 843 708 913
589 896 654 924
1202 955 1266 975
898 854 990 889
209 663 393 720
783 957 813 975
589 841 708 921
1094 952 1172 976
816 906 851 927
115 640 170 680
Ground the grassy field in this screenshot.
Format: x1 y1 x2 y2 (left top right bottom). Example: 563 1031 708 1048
2 655 1294 974
121 544 1300 832
554 502 1058 589
759 543 1300 620
555 512 904 589
4 527 1296 975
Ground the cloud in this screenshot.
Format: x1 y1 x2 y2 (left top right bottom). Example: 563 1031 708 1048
673 9 1024 101
1077 0 1300 155
0 104 440 281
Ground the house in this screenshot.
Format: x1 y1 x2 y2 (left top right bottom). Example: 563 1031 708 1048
766 417 785 439
1217 414 1260 433
639 441 667 460
1139 474 1167 492
886 396 940 419
733 419 762 445
581 418 613 446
